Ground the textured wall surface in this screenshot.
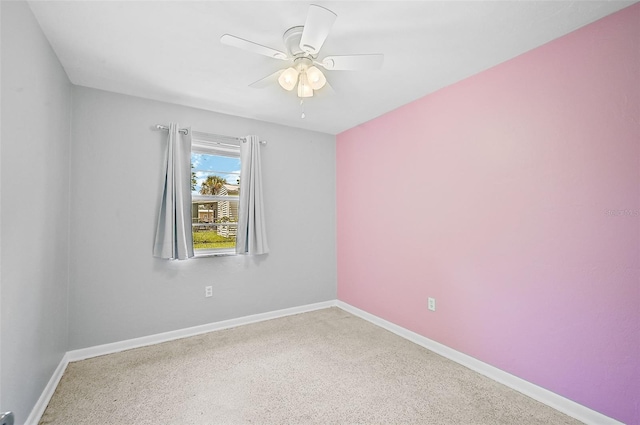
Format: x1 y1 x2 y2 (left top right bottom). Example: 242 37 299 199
68 87 337 350
1 2 72 422
337 5 639 424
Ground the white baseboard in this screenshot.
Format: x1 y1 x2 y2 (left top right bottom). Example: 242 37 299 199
66 300 336 362
336 300 624 425
27 299 624 425
27 300 335 424
24 352 69 425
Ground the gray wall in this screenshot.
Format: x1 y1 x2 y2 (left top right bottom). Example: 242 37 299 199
0 4 336 420
68 87 337 349
0 1 71 422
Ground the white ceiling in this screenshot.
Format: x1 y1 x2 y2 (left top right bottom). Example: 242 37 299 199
28 1 634 135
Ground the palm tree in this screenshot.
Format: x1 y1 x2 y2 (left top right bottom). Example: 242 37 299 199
200 175 227 195
199 175 228 226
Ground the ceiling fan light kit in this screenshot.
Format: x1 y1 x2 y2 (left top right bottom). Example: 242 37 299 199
297 72 313 98
307 66 326 90
220 4 384 110
276 58 327 97
278 67 298 91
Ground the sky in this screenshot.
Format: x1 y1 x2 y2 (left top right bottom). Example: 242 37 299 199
191 152 240 194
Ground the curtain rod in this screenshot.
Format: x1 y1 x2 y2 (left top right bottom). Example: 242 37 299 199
155 125 267 144
156 124 189 135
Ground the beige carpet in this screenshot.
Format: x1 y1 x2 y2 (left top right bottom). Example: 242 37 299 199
40 308 582 425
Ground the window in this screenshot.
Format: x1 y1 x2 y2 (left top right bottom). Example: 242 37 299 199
191 136 241 256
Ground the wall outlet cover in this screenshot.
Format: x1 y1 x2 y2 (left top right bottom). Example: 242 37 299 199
428 297 436 311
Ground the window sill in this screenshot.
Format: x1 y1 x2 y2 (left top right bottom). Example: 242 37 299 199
194 249 237 258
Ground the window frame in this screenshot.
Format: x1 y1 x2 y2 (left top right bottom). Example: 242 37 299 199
191 137 241 258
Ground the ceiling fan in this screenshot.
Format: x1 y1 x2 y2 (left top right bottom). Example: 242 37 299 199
220 4 384 99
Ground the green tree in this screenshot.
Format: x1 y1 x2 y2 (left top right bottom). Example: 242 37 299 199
200 175 229 225
191 163 197 192
200 175 227 195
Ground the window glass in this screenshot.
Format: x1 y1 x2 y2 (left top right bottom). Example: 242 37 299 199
191 150 240 254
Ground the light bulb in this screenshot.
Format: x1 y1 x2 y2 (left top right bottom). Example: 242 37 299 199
278 67 298 91
306 66 326 90
297 71 313 98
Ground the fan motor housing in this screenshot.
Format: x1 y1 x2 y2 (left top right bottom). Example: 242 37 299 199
283 26 309 58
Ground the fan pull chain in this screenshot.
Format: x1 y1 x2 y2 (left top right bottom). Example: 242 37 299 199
300 99 306 119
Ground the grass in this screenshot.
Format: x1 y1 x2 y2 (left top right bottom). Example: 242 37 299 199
193 229 236 249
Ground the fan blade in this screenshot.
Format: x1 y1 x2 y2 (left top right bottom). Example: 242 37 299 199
220 34 288 60
249 69 285 88
299 5 337 55
319 54 384 70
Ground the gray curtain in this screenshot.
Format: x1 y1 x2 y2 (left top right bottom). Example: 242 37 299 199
236 135 269 255
153 123 194 260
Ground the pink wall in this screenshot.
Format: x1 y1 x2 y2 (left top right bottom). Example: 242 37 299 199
337 5 639 425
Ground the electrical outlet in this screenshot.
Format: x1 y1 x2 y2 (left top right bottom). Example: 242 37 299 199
428 297 436 312
205 286 213 298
